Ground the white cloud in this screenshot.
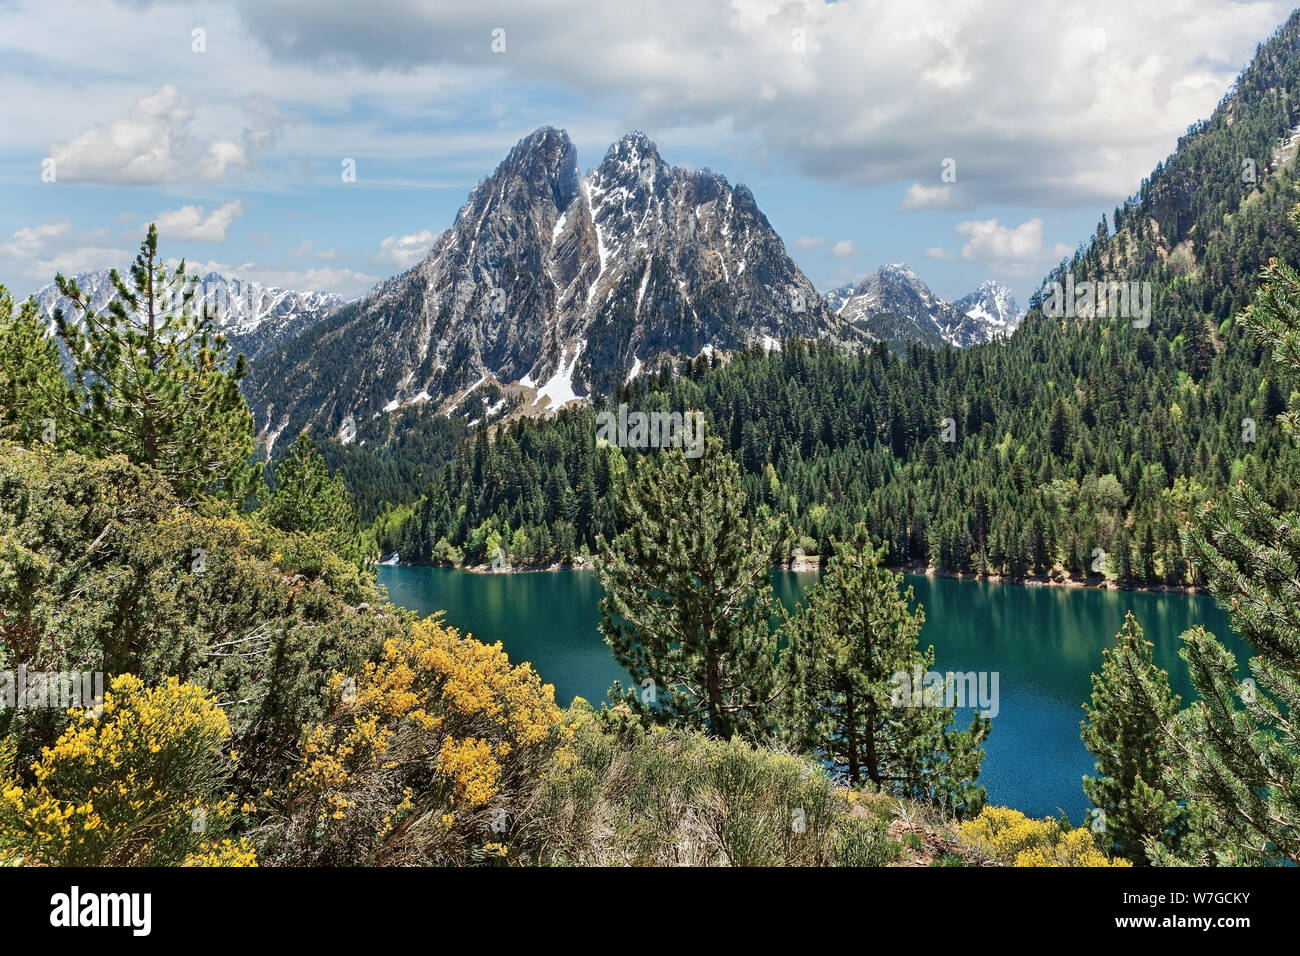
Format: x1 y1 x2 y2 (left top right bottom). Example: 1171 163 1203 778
290 240 341 260
154 200 245 242
240 93 294 158
375 230 438 269
954 217 1073 276
830 239 856 258
46 86 249 185
925 247 954 260
900 183 963 211
187 259 380 299
221 0 1290 205
0 220 129 287
1 0 1288 207
795 235 825 249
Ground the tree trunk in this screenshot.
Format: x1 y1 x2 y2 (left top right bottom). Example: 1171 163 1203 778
863 699 881 784
706 648 728 738
846 687 860 784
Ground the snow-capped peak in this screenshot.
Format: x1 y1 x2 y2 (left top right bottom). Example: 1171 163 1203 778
824 268 1021 349
954 280 1023 330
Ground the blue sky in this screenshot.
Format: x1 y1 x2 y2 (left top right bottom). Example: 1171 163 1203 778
1 0 1292 310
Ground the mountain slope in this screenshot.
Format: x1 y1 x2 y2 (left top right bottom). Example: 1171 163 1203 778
244 127 852 445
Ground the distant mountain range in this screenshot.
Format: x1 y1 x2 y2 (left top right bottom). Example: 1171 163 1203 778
825 266 1021 350
31 270 345 363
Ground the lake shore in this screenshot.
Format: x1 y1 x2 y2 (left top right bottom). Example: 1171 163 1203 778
378 554 1206 594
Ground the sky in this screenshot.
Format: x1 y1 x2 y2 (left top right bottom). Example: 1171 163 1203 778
0 0 1292 310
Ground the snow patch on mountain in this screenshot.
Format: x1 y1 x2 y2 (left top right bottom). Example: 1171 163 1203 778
534 342 586 410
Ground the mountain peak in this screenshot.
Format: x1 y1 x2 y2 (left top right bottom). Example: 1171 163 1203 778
825 266 1016 349
871 262 920 282
592 130 667 188
611 129 660 158
507 125 573 157
444 127 582 232
32 269 344 383
954 281 1022 331
244 127 838 439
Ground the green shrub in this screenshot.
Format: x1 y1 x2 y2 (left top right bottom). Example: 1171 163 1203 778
0 444 403 797
833 815 901 867
526 703 849 866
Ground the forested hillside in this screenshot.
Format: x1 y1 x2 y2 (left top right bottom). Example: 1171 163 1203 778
365 14 1300 586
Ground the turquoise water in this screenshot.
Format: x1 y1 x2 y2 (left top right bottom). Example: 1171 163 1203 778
378 566 1249 821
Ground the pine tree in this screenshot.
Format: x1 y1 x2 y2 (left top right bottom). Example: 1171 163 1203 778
597 437 780 740
263 432 365 566
783 530 989 815
0 287 71 445
1081 612 1183 865
52 224 256 502
1171 209 1300 863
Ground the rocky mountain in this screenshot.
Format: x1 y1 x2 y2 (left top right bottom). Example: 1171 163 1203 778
829 264 970 349
32 270 345 363
822 282 858 316
824 266 1018 349
243 127 854 445
954 280 1022 335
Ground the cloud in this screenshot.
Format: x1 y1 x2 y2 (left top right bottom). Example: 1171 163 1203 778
46 86 248 185
0 220 130 286
795 235 825 249
289 239 341 260
187 259 380 299
222 0 1291 205
375 230 438 269
240 93 294 158
925 247 954 260
0 216 373 298
954 217 1073 276
830 239 856 258
153 200 245 242
900 183 963 211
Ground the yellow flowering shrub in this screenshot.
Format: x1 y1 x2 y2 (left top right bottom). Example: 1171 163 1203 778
958 806 1130 867
183 838 258 867
265 615 573 865
0 674 254 866
0 445 397 804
